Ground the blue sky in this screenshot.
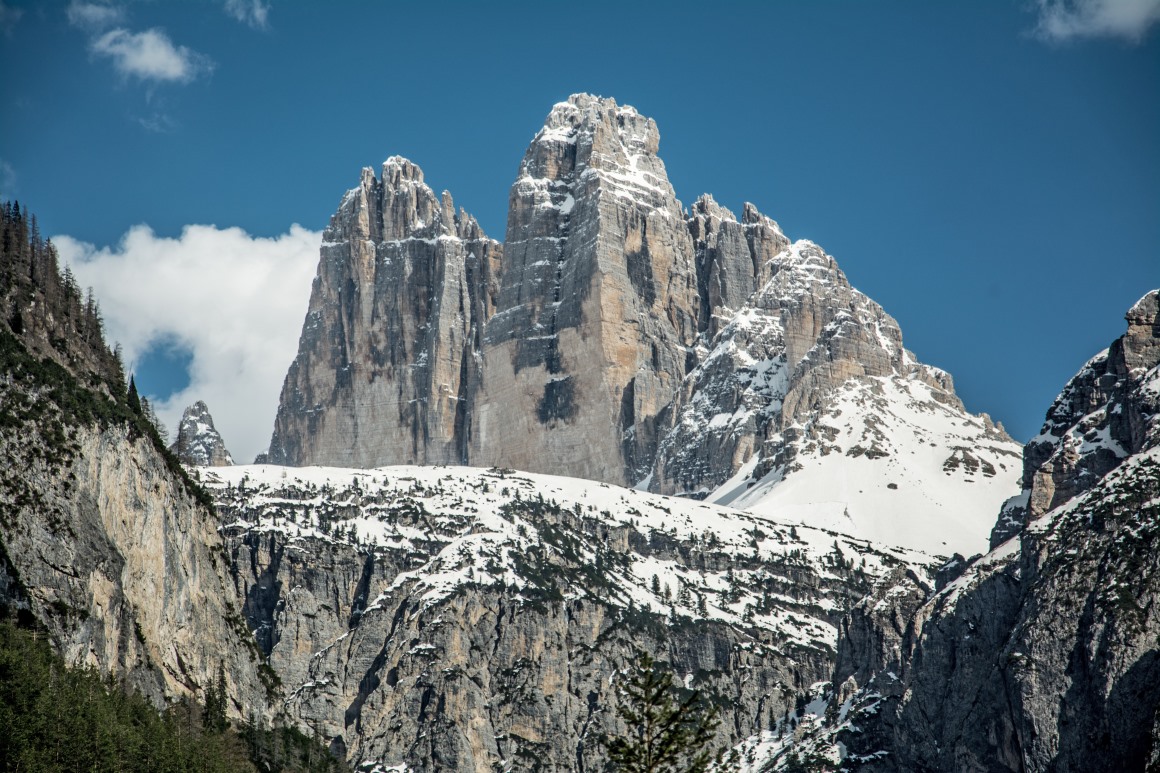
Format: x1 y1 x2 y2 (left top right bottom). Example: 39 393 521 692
2 1 1157 460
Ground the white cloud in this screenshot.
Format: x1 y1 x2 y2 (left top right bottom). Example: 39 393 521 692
66 1 123 31
57 223 322 463
136 111 178 133
1035 0 1160 42
224 0 270 29
90 27 213 83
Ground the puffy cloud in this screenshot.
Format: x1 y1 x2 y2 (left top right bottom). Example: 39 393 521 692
90 27 213 83
224 0 270 30
1034 0 1160 42
56 223 322 463
66 1 123 31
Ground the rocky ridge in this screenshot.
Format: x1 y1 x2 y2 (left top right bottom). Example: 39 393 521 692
751 290 1160 771
0 206 273 724
199 462 938 772
169 400 234 466
652 236 1020 555
266 95 1020 556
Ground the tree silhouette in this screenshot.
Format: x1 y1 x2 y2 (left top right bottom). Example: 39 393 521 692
127 375 142 416
604 652 729 773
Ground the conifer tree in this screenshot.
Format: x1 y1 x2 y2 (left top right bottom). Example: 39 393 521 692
603 652 728 773
127 375 142 415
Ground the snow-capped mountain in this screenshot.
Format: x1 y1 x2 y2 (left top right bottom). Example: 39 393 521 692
169 400 234 466
655 234 1021 556
757 291 1160 771
265 93 1021 557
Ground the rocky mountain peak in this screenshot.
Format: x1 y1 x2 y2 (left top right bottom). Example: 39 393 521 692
655 234 1020 555
382 154 424 185
991 288 1160 546
814 291 1160 773
268 96 1020 553
170 400 234 466
266 159 502 468
475 94 700 485
1122 289 1160 373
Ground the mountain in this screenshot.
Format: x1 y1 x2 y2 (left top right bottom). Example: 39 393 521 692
199 461 936 771
475 94 700 486
653 231 1019 556
267 157 501 468
170 400 235 466
761 290 1160 771
264 94 1020 557
0 202 271 718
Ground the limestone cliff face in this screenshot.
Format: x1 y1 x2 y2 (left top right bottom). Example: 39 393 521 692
476 94 701 486
1 206 272 722
816 291 1160 772
0 347 270 720
265 95 1015 529
267 157 501 468
991 291 1160 546
688 195 789 338
170 400 234 466
651 236 1020 556
203 464 936 771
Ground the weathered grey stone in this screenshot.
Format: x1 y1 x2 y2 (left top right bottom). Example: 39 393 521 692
203 464 937 771
827 290 1160 772
0 376 270 720
267 157 501 468
475 94 701 486
651 236 1017 511
991 290 1160 547
170 400 234 466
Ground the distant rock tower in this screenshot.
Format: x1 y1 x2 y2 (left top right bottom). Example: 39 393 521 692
170 401 234 466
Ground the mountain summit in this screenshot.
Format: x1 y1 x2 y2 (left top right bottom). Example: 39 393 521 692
169 400 234 466
264 94 1020 555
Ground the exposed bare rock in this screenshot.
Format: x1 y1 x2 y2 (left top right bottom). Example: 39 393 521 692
652 237 1020 556
688 195 789 337
991 289 1160 547
809 290 1160 772
169 400 234 466
0 329 271 724
203 463 938 771
475 94 701 485
267 157 501 468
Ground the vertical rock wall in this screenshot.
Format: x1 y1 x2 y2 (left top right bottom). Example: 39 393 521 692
268 158 501 467
475 94 701 485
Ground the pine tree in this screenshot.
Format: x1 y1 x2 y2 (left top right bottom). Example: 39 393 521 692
603 652 727 773
127 376 142 415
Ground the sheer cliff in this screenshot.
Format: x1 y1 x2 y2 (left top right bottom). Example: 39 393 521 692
268 157 501 468
265 95 1019 556
0 202 272 719
201 463 938 771
768 290 1160 771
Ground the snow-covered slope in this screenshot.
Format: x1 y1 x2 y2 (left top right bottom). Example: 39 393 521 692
653 238 1022 557
202 463 935 650
716 375 1021 556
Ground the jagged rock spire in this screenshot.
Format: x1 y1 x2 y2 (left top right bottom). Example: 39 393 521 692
170 400 234 466
266 158 501 467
